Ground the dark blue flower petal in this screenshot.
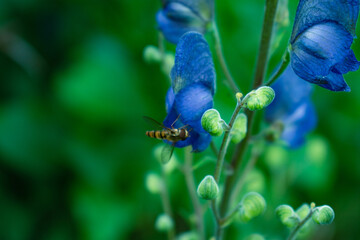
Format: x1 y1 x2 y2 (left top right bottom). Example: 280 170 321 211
157 0 213 43
291 0 359 42
156 4 205 44
333 50 360 74
281 100 317 148
291 22 356 91
190 131 212 152
171 32 216 94
163 0 214 21
165 87 175 113
291 22 353 76
175 83 213 133
266 66 313 122
265 66 317 148
290 0 359 92
317 71 351 92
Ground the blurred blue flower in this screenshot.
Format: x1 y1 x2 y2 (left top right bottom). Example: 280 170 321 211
266 66 317 148
157 0 214 44
290 0 360 92
163 32 215 152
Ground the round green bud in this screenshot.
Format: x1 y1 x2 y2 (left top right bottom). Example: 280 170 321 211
245 234 265 240
145 172 162 194
161 53 175 75
155 214 174 232
245 86 275 111
239 192 266 222
296 203 311 221
143 45 162 63
197 175 219 200
236 92 243 102
275 205 300 228
231 113 247 144
312 205 335 225
177 231 199 240
201 109 224 137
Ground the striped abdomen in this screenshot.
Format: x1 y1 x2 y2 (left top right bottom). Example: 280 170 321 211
146 130 169 140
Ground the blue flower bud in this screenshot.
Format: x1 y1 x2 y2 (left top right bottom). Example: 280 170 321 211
201 109 224 136
145 172 162 194
275 205 300 228
239 192 266 222
197 175 219 200
155 214 174 232
245 86 275 111
143 45 162 63
312 205 335 225
231 113 247 144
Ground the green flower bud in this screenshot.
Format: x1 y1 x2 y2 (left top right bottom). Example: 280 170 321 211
245 234 265 240
296 204 311 221
197 175 219 200
145 172 162 194
312 205 335 225
275 205 300 228
236 92 243 102
155 214 174 232
143 45 162 63
161 53 175 75
245 86 275 111
177 231 199 240
239 192 266 222
231 113 247 144
201 109 225 137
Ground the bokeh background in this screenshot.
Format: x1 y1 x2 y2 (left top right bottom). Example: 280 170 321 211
0 0 359 239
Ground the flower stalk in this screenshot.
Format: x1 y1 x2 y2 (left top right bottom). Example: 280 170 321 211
220 0 280 218
211 21 240 94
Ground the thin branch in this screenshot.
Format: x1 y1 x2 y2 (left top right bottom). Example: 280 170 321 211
211 21 240 94
160 167 176 240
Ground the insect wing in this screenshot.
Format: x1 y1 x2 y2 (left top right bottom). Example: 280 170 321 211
160 143 175 164
143 116 171 131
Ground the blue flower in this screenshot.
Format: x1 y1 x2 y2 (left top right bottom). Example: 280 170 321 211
265 66 317 148
156 0 214 44
163 32 215 152
290 0 360 92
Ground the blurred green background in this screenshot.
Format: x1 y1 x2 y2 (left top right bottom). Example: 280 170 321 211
0 0 359 239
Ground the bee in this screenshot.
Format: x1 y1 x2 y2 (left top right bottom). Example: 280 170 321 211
144 115 190 163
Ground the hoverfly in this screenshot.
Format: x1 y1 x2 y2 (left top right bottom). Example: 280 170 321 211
144 115 190 163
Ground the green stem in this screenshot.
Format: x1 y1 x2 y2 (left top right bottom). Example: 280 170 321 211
160 167 176 240
264 48 290 86
219 203 241 227
184 147 205 240
211 94 251 240
214 94 251 183
211 200 222 240
211 21 240 94
252 0 280 88
287 208 314 240
219 0 280 217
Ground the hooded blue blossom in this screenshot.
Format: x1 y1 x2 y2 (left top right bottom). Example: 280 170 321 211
156 0 214 44
163 32 215 152
265 66 317 148
290 0 360 92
